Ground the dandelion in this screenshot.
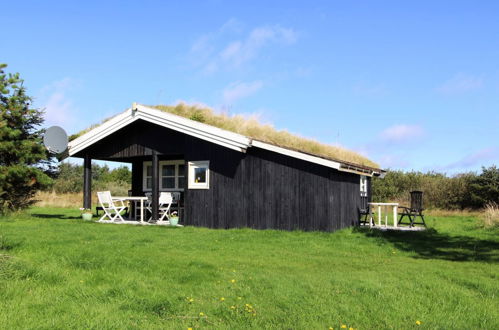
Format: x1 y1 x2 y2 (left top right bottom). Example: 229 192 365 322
341 325 347 329
187 297 194 303
188 328 192 330
230 306 236 310
199 312 205 317
230 279 236 283
329 328 334 330
349 328 354 330
416 320 422 325
220 297 225 301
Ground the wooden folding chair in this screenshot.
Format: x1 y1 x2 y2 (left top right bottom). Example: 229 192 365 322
97 191 127 222
145 192 173 222
359 195 371 225
398 191 426 227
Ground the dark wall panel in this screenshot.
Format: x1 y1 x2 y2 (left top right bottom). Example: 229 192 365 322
80 119 363 232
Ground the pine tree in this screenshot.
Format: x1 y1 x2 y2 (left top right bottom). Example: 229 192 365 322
0 64 53 213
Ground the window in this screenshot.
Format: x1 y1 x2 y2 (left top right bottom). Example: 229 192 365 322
143 160 186 191
188 161 210 189
360 175 367 197
144 164 152 190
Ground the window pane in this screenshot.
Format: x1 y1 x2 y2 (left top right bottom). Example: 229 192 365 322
146 165 152 176
194 167 206 183
146 178 152 189
178 164 185 176
162 165 175 177
178 177 185 188
162 177 175 188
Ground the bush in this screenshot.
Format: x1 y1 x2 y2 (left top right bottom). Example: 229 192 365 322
372 166 498 210
50 162 130 195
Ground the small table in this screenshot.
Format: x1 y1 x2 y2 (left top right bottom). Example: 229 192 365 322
368 202 399 227
113 196 148 223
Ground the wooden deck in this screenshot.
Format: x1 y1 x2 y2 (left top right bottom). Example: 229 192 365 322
96 219 183 227
359 223 426 231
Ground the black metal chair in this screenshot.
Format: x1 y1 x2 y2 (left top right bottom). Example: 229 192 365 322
398 191 426 227
359 195 371 225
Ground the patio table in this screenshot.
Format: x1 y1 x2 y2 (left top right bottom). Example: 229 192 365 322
113 196 148 223
368 202 399 227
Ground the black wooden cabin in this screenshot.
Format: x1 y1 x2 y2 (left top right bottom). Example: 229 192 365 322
69 104 382 231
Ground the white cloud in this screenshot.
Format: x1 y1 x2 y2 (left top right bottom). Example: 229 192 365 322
436 73 483 94
377 155 411 169
219 18 243 33
442 147 499 170
36 78 79 129
379 124 425 143
190 21 298 74
222 81 263 104
219 25 297 68
352 82 388 97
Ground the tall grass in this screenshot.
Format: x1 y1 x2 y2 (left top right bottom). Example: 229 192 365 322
481 202 499 228
34 191 88 208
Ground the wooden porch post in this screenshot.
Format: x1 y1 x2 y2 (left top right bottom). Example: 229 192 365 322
151 151 159 220
83 154 92 209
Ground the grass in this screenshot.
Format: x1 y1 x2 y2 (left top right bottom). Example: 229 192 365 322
481 202 499 228
71 102 379 169
1 208 498 329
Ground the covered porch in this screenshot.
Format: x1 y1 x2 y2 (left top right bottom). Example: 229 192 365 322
82 152 187 223
68 105 249 226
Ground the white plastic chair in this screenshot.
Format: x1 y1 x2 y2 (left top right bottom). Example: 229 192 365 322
145 192 173 222
97 191 127 222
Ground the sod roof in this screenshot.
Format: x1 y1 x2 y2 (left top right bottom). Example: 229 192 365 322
70 103 380 169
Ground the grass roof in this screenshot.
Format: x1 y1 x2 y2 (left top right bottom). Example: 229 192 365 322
71 103 379 169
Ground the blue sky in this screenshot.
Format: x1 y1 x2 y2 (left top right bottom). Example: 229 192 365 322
2 1 498 173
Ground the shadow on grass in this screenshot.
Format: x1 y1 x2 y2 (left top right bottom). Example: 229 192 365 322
353 227 499 263
31 213 81 220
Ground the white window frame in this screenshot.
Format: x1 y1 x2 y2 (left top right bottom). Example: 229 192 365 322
188 161 210 189
360 175 368 197
143 160 185 191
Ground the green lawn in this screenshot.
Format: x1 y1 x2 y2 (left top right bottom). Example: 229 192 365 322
1 208 498 329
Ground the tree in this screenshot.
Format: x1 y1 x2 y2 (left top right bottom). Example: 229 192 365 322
0 64 53 213
466 166 499 208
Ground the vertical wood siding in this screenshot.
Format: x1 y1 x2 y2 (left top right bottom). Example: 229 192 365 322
76 119 363 232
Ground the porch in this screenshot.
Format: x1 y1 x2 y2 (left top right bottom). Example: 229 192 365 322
83 153 188 223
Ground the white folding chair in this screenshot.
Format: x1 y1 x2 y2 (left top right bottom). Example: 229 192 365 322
97 191 127 222
146 192 173 222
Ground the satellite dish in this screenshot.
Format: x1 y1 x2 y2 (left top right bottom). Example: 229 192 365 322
43 126 68 154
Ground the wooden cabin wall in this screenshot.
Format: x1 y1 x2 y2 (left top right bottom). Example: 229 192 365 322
78 119 362 232
183 137 361 232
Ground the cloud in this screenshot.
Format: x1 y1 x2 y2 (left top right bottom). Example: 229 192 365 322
379 124 425 143
442 147 499 170
377 155 411 169
436 73 483 94
219 25 297 68
190 21 297 74
352 82 388 97
36 78 79 130
219 18 243 33
222 81 263 104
